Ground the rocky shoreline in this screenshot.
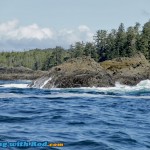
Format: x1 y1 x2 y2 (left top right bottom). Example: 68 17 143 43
29 52 150 88
1 53 150 88
0 66 46 80
101 52 150 86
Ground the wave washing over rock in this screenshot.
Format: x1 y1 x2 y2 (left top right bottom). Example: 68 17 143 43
1 79 150 96
31 77 53 89
86 79 150 97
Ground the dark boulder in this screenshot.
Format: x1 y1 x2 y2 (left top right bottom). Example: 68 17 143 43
30 57 114 88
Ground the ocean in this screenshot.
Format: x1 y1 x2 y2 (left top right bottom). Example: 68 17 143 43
0 80 150 150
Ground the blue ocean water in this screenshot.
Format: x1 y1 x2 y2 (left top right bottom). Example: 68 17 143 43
0 80 150 150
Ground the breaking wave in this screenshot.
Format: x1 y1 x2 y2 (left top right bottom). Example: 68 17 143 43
79 80 150 94
0 80 150 92
0 83 28 88
0 80 31 88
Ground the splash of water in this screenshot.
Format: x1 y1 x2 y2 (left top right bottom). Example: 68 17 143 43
40 77 52 89
77 79 150 94
1 79 150 94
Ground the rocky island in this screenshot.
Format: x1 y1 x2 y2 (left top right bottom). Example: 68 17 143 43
30 52 150 88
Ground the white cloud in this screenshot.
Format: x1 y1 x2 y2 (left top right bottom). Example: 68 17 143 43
12 24 53 40
1 21 54 40
0 20 94 51
0 20 18 33
78 25 90 32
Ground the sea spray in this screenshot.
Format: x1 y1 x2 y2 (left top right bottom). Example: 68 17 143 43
40 77 52 89
30 76 51 88
78 80 150 94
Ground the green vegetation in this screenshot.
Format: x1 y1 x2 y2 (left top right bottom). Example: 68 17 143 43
0 20 150 70
0 47 70 70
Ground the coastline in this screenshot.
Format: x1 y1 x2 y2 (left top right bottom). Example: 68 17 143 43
0 67 47 80
1 53 150 88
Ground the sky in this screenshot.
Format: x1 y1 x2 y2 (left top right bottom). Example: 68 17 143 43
0 0 150 51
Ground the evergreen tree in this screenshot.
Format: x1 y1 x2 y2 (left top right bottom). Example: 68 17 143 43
134 22 141 51
115 23 126 57
139 21 150 59
94 30 107 61
105 29 116 59
1 20 150 70
84 42 98 61
52 46 64 65
73 42 85 58
125 26 137 56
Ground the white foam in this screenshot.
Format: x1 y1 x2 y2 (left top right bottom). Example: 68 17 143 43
40 77 52 89
136 80 150 88
0 93 27 98
0 84 28 88
0 78 150 94
0 92 150 100
78 80 150 94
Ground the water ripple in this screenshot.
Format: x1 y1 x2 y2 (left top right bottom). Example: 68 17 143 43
0 80 150 150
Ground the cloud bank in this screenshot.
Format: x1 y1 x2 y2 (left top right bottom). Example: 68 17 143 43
0 20 94 51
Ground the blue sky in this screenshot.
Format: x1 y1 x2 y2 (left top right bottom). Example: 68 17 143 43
0 0 150 51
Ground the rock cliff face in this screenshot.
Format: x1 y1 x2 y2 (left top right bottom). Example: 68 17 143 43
100 52 150 85
30 57 114 88
30 52 150 88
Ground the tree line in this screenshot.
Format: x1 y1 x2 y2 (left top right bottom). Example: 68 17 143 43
0 20 150 70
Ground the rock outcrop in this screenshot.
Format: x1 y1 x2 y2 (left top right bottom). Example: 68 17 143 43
30 52 150 88
0 66 46 80
30 57 114 88
100 52 150 85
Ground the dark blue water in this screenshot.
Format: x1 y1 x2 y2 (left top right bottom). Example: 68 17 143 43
0 80 150 150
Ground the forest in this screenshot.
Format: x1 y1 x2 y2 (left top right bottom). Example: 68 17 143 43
0 20 150 71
